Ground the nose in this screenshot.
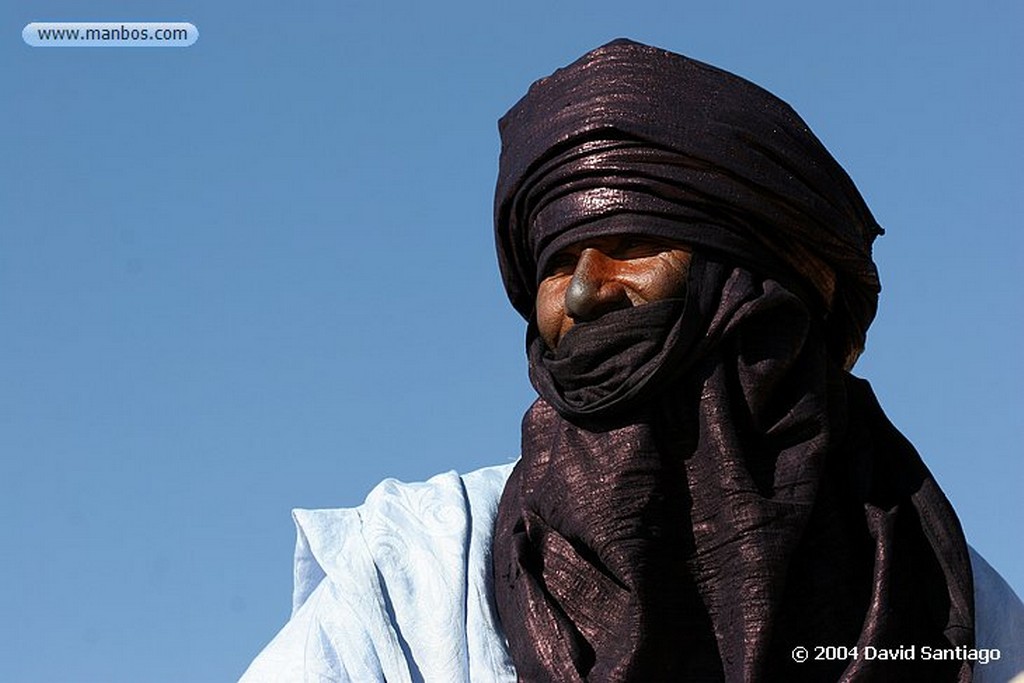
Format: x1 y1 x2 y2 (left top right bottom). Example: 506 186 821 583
564 248 630 321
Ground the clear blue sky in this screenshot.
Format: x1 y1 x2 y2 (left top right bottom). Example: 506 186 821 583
2 2 1020 681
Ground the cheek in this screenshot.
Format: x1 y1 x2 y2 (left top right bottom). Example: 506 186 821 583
651 266 688 299
535 278 569 349
632 251 690 299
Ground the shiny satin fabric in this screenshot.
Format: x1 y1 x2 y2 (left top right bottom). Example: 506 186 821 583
491 40 974 683
495 260 974 681
494 39 883 370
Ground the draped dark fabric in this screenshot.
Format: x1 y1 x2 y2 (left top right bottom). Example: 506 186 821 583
491 40 974 682
495 39 884 370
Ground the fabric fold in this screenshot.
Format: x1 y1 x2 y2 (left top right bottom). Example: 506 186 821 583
491 39 974 683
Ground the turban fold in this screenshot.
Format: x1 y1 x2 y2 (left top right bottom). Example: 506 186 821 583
495 38 883 368
492 40 974 683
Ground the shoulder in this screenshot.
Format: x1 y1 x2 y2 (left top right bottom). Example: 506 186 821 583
242 465 1021 683
239 463 517 683
290 464 514 610
970 547 1024 683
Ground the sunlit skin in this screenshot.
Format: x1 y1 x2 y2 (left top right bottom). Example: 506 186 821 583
536 235 693 349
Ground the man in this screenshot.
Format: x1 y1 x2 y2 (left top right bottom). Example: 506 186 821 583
240 40 1023 682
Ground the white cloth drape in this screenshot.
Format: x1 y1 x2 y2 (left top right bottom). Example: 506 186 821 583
240 463 1023 683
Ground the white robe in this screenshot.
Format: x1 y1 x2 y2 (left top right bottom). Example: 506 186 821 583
240 463 1024 683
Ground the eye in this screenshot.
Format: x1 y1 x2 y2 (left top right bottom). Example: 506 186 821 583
615 236 663 258
543 251 578 277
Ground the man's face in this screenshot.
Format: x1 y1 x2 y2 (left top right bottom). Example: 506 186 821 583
535 235 693 349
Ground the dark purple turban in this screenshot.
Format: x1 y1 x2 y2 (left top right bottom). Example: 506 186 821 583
492 40 974 683
495 38 882 369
